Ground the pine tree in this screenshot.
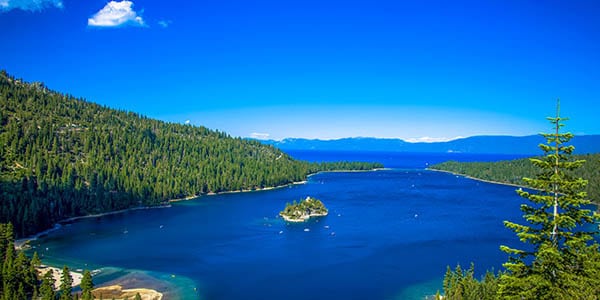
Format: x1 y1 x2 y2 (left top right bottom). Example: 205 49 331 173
498 100 600 298
15 251 36 297
29 251 41 296
40 269 56 300
59 266 73 300
2 239 15 300
80 270 93 300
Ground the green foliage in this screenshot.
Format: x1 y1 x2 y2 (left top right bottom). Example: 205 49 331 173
39 270 55 300
311 161 383 172
80 270 94 300
495 103 600 298
429 153 600 204
59 265 73 300
280 196 328 220
0 71 382 238
0 223 37 299
442 263 500 300
438 103 600 299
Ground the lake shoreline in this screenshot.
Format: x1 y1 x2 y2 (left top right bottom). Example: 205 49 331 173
15 205 171 248
16 168 383 299
426 168 528 189
16 167 384 246
15 180 311 246
281 212 328 222
18 161 522 300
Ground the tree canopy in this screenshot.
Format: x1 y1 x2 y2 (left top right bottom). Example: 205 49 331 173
0 71 382 238
497 102 600 299
439 101 600 299
429 153 600 204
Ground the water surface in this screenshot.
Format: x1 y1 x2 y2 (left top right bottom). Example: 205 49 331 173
33 153 527 299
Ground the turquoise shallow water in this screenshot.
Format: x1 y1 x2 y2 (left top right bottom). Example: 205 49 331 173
30 152 526 299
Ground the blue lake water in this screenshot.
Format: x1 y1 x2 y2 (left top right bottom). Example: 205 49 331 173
31 152 528 299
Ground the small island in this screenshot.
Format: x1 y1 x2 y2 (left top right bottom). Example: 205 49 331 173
280 196 328 222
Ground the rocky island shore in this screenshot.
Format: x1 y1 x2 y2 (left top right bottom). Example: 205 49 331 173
280 197 328 222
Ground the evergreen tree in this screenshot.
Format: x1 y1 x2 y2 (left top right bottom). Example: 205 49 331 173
498 100 600 298
59 266 73 300
29 252 41 296
40 269 56 300
0 70 382 238
15 251 36 298
441 263 499 300
31 252 41 268
2 238 15 300
430 153 600 203
80 270 93 300
16 282 26 300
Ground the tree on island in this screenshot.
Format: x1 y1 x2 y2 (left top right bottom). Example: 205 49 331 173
498 101 600 298
280 197 328 221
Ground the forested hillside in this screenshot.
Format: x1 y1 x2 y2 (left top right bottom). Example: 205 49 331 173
0 71 381 238
429 153 600 203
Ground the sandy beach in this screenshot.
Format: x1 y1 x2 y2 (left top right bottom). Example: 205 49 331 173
36 267 166 299
93 285 163 300
36 266 83 289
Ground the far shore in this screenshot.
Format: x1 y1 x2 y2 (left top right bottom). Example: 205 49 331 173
427 168 529 189
172 168 385 199
321 167 389 172
201 179 308 197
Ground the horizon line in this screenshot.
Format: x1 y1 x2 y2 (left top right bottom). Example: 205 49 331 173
244 134 591 143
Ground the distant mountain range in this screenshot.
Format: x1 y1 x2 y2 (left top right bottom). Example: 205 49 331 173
258 135 600 155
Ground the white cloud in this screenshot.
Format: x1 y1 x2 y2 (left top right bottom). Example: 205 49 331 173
404 136 464 143
88 1 145 28
250 132 270 140
157 20 172 28
0 0 62 12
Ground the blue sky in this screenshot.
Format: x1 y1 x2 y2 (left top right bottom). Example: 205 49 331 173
1 0 599 141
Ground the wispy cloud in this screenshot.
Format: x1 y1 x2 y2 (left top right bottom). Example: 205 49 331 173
88 1 145 28
404 136 464 143
157 19 172 28
0 0 62 12
250 132 270 140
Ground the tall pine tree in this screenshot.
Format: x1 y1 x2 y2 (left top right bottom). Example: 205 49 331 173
59 266 73 300
39 269 55 300
498 100 600 299
80 270 93 300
